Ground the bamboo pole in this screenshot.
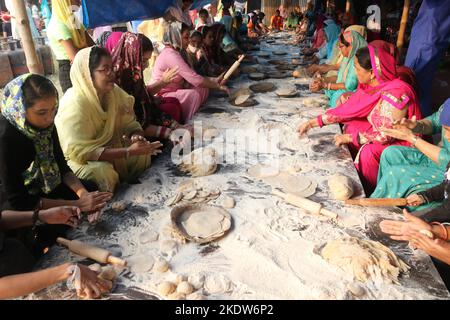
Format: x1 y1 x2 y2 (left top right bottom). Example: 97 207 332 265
11 0 43 74
346 0 351 13
396 0 411 55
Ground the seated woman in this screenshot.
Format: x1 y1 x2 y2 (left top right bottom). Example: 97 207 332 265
0 74 111 213
151 21 229 123
55 47 162 193
298 45 422 194
301 14 326 55
307 25 367 78
247 13 263 39
306 20 341 66
270 10 284 31
197 24 228 76
256 12 270 34
0 207 112 299
108 32 190 140
220 15 245 58
184 30 206 73
372 99 450 211
286 11 300 29
310 30 367 108
380 207 450 289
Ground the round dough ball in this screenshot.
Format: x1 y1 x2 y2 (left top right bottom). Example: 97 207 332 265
327 174 354 200
174 274 187 284
153 259 170 273
187 292 206 300
177 281 194 295
168 292 186 300
222 196 236 209
188 274 205 289
158 281 176 296
111 200 128 212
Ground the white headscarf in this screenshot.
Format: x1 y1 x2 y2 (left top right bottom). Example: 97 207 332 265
162 20 183 50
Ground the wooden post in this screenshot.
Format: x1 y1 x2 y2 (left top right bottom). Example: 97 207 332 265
262 0 281 26
346 0 351 13
10 0 43 74
396 0 411 55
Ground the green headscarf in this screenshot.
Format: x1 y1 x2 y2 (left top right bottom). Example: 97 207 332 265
337 30 368 82
1 74 61 195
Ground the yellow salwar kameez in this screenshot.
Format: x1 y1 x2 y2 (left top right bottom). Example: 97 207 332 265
55 47 151 192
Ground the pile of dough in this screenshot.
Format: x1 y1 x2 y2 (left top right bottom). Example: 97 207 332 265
179 147 218 177
321 237 409 284
179 207 231 242
327 174 354 200
165 186 221 207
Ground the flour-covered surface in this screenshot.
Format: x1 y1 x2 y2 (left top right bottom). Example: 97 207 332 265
27 32 449 300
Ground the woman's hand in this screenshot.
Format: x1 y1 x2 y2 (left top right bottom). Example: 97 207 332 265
297 119 315 136
408 232 450 258
76 191 113 213
334 133 352 147
74 264 112 299
406 194 426 206
39 206 81 228
379 209 432 241
309 79 324 92
129 140 163 156
381 125 415 143
392 115 418 130
162 66 179 84
219 84 231 96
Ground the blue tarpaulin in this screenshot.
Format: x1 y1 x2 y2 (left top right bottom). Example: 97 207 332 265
82 0 213 28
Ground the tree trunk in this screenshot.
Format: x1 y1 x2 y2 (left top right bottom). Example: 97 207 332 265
396 0 411 55
10 0 43 74
262 0 281 26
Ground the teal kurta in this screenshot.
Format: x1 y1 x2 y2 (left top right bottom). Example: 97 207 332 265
371 105 450 211
324 58 358 108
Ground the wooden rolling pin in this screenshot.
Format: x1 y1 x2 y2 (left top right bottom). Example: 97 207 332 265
57 237 127 267
223 54 245 81
273 189 338 219
345 198 407 207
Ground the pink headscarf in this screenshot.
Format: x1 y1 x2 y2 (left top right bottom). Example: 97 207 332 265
105 32 124 54
369 40 419 95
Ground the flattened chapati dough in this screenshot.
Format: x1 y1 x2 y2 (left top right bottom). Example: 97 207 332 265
181 210 228 239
